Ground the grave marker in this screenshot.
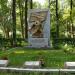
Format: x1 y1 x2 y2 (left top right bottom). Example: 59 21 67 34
64 62 75 69
24 61 41 68
0 60 9 67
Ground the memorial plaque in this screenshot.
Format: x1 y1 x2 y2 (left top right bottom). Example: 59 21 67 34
64 62 75 69
29 38 48 47
24 61 41 68
0 60 9 67
28 9 50 48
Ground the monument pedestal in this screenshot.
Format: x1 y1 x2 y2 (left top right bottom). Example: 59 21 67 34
29 38 49 48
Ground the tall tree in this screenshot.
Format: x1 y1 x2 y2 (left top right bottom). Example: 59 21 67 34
70 0 73 38
18 0 24 38
25 0 28 40
48 0 50 8
56 0 59 38
0 0 12 38
12 0 16 46
30 0 33 9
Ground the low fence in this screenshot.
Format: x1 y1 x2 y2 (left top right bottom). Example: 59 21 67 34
0 67 75 75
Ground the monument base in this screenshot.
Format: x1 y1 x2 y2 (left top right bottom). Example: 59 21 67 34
28 38 50 48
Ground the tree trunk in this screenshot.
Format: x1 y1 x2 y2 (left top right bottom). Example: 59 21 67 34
18 0 24 38
25 0 28 40
6 28 9 38
70 0 74 38
12 0 16 46
30 0 33 9
48 0 50 8
56 0 59 38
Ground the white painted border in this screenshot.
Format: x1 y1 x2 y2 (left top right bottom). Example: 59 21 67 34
0 67 75 72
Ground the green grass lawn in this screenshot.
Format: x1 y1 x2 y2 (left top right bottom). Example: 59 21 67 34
0 47 75 68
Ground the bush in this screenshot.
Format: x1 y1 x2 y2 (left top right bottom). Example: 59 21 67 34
0 34 3 38
63 44 74 54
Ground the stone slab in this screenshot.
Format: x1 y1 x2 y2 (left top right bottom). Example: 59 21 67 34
29 38 49 48
64 62 75 69
24 61 41 68
0 60 9 67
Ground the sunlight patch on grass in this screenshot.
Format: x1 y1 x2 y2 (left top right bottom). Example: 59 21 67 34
13 51 25 54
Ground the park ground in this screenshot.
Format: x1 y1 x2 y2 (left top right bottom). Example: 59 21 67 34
0 47 75 68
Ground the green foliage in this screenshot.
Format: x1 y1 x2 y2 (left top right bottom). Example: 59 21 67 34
0 34 3 38
63 44 74 54
0 0 75 47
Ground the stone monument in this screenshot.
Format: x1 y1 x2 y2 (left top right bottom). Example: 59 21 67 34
28 9 50 48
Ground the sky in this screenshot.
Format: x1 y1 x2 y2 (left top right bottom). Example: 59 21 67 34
33 0 45 5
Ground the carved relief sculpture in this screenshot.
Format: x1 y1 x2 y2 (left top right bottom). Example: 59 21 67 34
28 9 50 48
28 12 47 38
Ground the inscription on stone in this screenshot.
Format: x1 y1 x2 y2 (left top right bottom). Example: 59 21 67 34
29 38 48 47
